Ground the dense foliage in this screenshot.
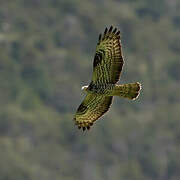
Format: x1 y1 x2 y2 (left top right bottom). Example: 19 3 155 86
0 0 180 179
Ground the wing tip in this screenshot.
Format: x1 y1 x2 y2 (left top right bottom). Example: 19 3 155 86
116 30 120 36
104 27 108 35
74 119 94 131
98 33 102 44
100 26 120 42
109 25 113 32
113 27 117 34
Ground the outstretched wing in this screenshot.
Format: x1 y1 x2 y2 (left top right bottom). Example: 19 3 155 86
74 94 113 131
92 26 124 85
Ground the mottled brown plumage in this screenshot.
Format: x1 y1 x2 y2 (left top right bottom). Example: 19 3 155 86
74 26 141 131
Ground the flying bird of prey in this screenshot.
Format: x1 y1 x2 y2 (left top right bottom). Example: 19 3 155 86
74 26 141 131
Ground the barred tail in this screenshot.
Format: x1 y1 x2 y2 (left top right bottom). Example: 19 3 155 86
112 82 141 100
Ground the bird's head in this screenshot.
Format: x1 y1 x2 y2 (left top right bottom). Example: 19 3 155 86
81 85 88 92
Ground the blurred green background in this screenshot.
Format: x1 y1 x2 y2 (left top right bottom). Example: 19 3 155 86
0 0 180 179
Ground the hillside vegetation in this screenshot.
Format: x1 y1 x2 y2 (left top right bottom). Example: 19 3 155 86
0 0 180 179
